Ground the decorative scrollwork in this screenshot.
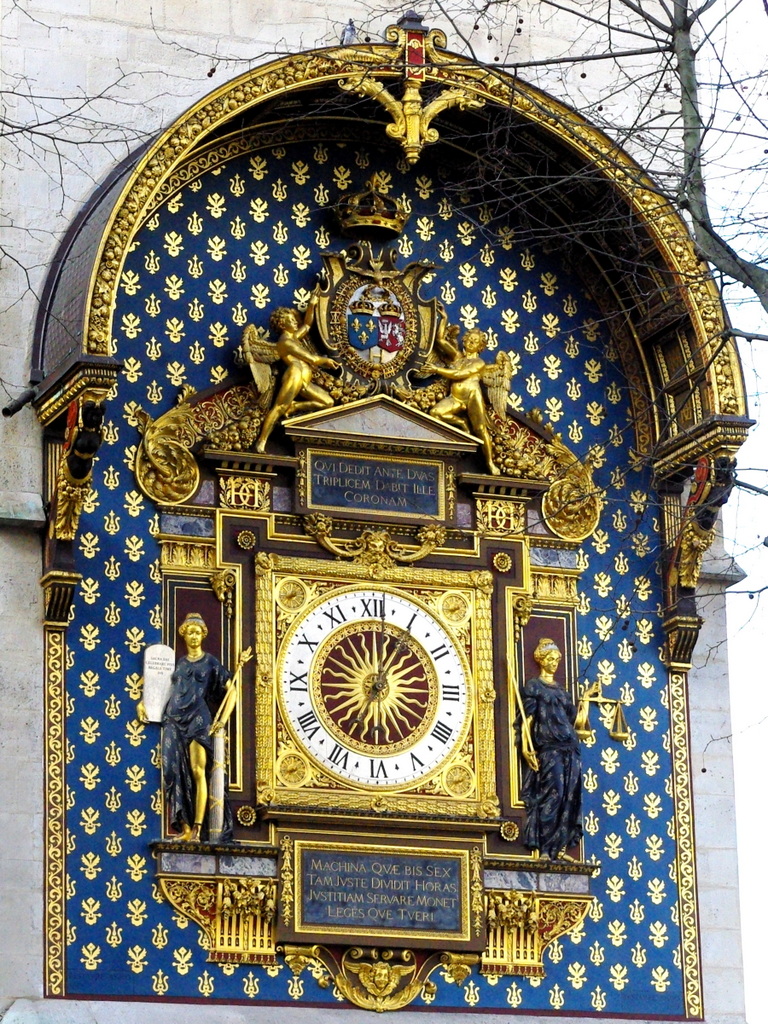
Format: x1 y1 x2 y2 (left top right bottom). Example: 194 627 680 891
283 944 478 1012
134 384 261 504
512 596 533 642
482 891 592 977
541 435 603 542
211 568 237 618
304 514 445 570
337 73 484 166
158 875 278 965
134 401 201 505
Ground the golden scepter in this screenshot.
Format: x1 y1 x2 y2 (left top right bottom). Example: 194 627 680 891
509 665 539 772
210 646 253 736
208 645 253 843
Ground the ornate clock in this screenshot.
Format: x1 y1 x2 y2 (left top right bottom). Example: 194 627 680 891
278 586 471 788
255 555 499 820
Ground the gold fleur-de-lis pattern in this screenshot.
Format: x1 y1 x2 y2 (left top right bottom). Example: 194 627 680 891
60 137 688 1014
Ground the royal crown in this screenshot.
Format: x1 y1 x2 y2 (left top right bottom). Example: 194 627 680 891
349 296 376 316
377 298 401 317
337 178 409 237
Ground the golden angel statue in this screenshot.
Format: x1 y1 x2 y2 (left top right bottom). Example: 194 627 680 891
242 294 340 452
418 320 514 475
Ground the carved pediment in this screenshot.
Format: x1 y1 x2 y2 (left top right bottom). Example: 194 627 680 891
283 394 480 456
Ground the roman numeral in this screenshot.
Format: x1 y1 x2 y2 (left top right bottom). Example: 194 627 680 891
297 710 320 738
431 643 450 660
369 759 388 779
441 683 461 701
328 744 349 770
410 752 424 770
431 720 452 744
289 670 308 692
322 603 347 628
296 633 319 652
361 597 385 618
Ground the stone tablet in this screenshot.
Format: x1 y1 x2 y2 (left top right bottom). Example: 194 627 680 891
308 453 442 518
290 844 474 947
142 643 176 722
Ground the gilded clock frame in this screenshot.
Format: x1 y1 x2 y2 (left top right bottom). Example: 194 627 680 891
255 554 499 820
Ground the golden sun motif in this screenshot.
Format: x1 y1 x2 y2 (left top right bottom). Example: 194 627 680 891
313 622 437 755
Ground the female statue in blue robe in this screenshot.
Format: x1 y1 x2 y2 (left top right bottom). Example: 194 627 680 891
519 638 584 859
161 613 234 843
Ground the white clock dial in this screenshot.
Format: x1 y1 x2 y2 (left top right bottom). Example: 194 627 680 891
277 587 472 788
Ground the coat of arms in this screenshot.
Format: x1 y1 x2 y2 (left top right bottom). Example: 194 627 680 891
312 183 441 389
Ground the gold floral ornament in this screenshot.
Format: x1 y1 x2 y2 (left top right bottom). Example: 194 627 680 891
487 416 556 480
493 552 512 573
541 435 603 542
304 513 446 570
235 805 257 826
283 944 479 1012
500 820 520 842
134 401 200 504
337 15 486 167
134 385 263 504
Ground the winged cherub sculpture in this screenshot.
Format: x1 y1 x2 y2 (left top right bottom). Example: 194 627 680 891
242 294 340 452
417 320 513 475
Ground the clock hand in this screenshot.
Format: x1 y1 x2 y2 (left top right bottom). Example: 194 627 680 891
350 674 387 732
351 610 414 737
375 593 386 684
350 596 392 736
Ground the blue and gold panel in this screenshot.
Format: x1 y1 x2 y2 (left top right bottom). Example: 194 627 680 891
59 132 692 1015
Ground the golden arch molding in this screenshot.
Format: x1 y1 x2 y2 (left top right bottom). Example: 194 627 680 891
35 19 748 463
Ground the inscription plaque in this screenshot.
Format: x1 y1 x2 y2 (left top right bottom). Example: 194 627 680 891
308 452 443 519
290 841 473 946
142 643 175 722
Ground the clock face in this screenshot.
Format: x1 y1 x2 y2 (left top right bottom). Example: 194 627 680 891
277 587 472 788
